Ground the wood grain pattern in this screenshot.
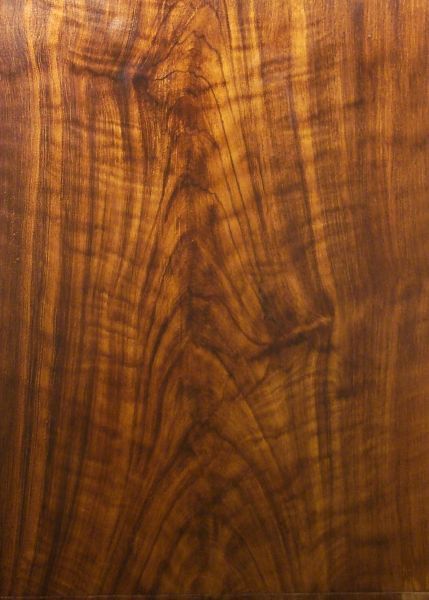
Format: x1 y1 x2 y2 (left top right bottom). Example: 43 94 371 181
0 0 428 597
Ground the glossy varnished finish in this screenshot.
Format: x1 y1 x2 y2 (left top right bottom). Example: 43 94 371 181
1 0 428 597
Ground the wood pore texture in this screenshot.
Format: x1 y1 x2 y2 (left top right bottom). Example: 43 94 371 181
0 0 428 598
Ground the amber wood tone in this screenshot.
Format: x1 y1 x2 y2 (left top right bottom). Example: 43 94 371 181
1 0 428 597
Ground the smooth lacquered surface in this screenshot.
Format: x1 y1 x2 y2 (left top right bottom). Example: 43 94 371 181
0 0 428 597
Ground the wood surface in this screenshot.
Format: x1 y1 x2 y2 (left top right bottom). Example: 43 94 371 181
1 0 429 597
